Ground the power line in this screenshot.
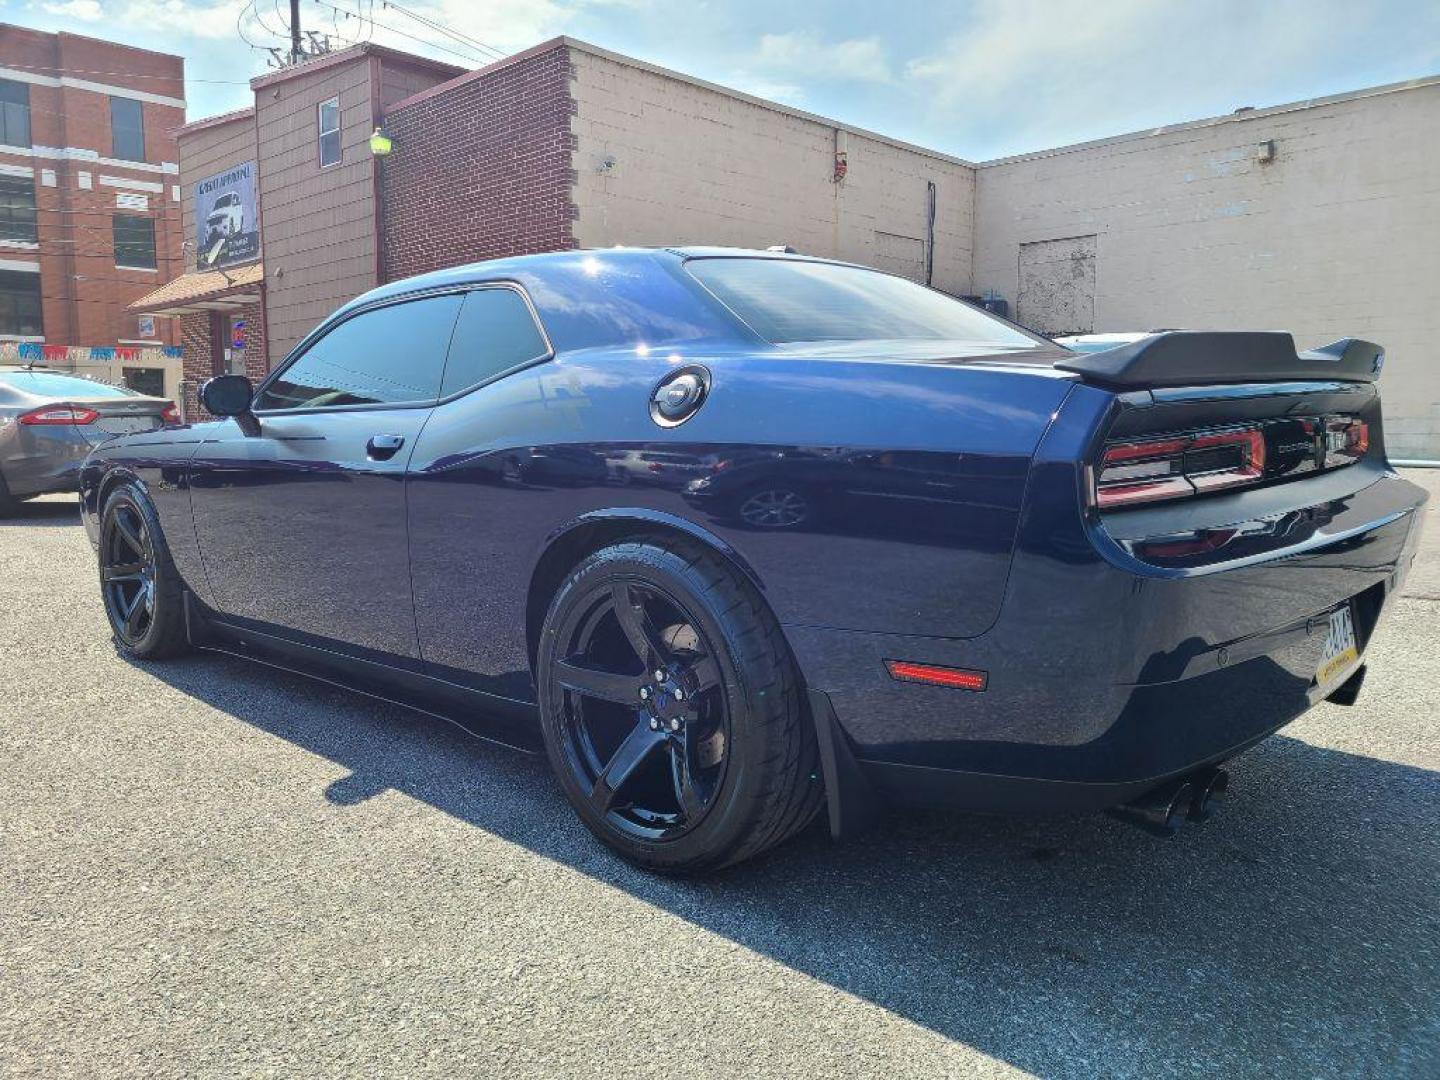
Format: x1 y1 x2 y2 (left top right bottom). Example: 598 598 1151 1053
380 1 506 60
309 0 493 66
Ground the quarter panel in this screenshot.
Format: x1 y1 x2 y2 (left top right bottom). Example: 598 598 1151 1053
405 347 1071 699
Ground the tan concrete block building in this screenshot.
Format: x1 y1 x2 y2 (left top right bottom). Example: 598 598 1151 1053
972 77 1440 458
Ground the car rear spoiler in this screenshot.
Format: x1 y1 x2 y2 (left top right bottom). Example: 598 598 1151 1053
1053 332 1383 389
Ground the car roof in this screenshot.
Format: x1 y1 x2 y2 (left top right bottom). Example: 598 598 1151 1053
348 246 864 311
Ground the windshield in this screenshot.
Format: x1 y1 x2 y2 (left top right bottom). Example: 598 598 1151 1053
685 258 1039 348
0 371 142 398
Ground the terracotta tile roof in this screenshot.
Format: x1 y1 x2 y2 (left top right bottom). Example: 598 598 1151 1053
128 262 264 314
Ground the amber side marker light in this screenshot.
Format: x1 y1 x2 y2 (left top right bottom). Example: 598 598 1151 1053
884 660 988 691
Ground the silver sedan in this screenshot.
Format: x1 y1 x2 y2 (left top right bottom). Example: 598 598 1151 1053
0 368 175 515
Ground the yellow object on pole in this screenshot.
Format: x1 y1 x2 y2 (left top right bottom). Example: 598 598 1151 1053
369 127 393 156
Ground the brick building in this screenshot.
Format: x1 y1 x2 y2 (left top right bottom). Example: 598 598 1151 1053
134 36 1440 455
133 43 461 416
0 25 184 392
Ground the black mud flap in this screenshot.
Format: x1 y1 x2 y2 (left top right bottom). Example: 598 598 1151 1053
808 688 881 840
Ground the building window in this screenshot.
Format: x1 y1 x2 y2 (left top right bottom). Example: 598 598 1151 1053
110 96 146 162
113 214 157 269
318 97 341 168
0 177 37 243
0 269 42 337
0 80 30 148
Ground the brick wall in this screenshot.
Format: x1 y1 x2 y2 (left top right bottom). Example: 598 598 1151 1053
0 28 184 348
380 43 578 282
177 299 267 421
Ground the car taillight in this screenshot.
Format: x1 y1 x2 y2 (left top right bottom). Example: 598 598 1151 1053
161 404 180 425
17 405 101 426
1096 425 1265 509
1095 415 1369 510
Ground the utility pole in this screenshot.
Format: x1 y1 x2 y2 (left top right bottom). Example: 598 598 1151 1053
290 0 302 64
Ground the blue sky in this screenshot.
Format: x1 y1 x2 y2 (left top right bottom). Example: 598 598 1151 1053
10 0 1440 159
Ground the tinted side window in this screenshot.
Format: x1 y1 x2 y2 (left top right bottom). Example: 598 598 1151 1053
441 288 549 397
257 294 463 411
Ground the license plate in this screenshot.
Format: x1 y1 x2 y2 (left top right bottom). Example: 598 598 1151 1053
98 417 158 434
1315 604 1359 686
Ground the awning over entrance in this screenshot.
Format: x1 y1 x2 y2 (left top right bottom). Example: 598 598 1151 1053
129 262 264 316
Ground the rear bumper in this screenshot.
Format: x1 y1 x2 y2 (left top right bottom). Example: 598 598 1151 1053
788 467 1426 812
1 425 94 497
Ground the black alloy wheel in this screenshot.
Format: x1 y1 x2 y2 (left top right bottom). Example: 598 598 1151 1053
99 486 189 659
551 578 729 842
538 539 823 872
102 500 157 646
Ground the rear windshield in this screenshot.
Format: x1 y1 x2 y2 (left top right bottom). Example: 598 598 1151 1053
0 371 140 398
685 258 1038 347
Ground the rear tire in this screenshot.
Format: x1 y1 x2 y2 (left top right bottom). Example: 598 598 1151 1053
537 538 823 873
99 483 190 660
0 473 21 517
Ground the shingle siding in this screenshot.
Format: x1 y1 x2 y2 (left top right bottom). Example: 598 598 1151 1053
253 58 382 362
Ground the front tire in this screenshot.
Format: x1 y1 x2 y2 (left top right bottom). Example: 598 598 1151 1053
537 538 822 873
99 483 190 660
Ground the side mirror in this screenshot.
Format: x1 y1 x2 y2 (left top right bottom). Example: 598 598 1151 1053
199 374 254 418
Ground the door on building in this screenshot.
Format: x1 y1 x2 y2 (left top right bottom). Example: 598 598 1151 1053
123 367 165 397
212 312 250 377
1017 234 1097 337
188 292 464 662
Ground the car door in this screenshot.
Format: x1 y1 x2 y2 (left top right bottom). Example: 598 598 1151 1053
403 285 556 694
189 292 464 663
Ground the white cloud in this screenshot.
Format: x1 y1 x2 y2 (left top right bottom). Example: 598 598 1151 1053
40 0 104 19
751 30 894 85
380 0 647 64
904 0 1364 153
121 1 252 42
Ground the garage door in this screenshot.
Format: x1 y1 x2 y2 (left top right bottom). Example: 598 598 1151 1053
1017 235 1096 336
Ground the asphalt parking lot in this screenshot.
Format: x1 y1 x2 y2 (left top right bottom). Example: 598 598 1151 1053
3 473 1437 1078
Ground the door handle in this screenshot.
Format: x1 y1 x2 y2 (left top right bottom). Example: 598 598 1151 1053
366 434 406 460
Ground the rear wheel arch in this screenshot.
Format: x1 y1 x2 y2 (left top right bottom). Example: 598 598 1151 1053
525 510 769 676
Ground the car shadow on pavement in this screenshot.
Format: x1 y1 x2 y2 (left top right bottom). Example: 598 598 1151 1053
0 498 83 527
135 651 1439 1075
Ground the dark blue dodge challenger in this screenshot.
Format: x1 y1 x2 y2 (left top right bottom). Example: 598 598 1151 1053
80 248 1427 872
